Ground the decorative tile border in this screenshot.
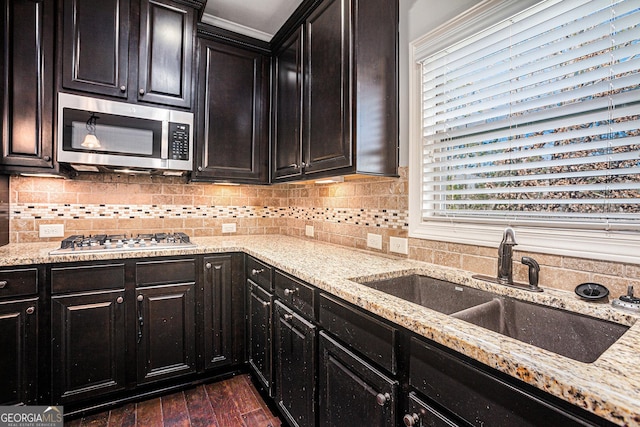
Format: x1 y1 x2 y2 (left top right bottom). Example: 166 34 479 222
12 203 409 230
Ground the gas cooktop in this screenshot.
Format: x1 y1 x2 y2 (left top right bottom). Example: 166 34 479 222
50 232 196 255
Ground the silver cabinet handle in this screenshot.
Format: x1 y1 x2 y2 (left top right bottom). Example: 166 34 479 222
137 294 144 302
251 268 264 276
0 280 7 289
283 288 297 296
139 88 145 95
403 413 420 426
376 392 391 406
206 262 212 269
288 163 299 168
120 85 126 92
116 297 124 304
262 301 270 308
26 306 35 315
283 313 293 321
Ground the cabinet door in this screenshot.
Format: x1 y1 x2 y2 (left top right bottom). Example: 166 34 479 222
203 255 232 369
272 25 304 181
136 283 196 384
194 39 269 183
304 0 352 176
0 298 38 405
137 0 194 108
1 0 54 170
61 0 130 98
248 280 274 396
274 300 316 427
51 290 126 403
319 332 397 427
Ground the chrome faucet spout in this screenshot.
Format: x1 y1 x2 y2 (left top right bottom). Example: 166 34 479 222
497 228 517 284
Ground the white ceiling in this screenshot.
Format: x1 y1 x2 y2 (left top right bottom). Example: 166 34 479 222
202 0 304 42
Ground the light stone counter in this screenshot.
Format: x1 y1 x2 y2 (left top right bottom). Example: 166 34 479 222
1 235 639 425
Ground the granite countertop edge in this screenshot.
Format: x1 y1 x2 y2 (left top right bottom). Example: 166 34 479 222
1 235 639 425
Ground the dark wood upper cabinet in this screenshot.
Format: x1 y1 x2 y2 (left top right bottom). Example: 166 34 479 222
62 0 130 99
192 34 269 183
304 0 351 176
1 0 55 172
137 0 194 108
272 0 399 182
272 25 304 181
61 0 198 109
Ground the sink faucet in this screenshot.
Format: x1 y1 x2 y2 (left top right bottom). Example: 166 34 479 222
497 228 517 285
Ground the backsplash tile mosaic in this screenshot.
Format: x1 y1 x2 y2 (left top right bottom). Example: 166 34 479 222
8 167 638 297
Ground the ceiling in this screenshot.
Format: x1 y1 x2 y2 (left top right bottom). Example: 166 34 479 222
202 0 304 42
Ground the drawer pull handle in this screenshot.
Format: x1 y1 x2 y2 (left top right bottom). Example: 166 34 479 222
251 268 264 275
0 280 6 288
283 314 293 321
262 301 270 308
403 413 420 426
116 296 124 304
26 306 35 315
283 288 297 296
376 392 391 406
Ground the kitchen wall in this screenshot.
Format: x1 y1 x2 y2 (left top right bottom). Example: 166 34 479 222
9 168 640 298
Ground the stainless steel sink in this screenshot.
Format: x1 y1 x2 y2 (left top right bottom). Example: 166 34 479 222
359 275 629 363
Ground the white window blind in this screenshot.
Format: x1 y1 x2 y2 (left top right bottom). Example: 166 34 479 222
419 0 640 230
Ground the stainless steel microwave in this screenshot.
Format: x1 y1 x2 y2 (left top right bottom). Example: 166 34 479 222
57 93 193 174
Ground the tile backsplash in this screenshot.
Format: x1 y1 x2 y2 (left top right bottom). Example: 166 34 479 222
9 167 639 297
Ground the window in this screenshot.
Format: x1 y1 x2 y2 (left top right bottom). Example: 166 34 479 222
409 0 640 262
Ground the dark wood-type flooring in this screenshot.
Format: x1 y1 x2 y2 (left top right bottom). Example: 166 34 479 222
65 374 282 427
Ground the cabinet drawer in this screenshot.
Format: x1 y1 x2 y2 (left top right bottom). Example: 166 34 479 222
0 268 38 298
51 264 125 294
409 337 593 427
319 293 398 375
405 392 458 427
246 256 272 290
136 258 196 286
274 270 315 319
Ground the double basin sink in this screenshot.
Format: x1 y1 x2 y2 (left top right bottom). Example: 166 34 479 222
358 274 630 363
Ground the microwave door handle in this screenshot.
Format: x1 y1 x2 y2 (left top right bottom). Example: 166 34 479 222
161 120 169 160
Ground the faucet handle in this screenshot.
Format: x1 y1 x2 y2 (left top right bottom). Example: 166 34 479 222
521 256 540 290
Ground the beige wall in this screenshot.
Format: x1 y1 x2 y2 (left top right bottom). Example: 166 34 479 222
10 168 639 298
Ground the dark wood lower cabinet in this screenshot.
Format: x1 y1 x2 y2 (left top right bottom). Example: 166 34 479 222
0 298 38 405
318 332 397 427
247 279 274 396
274 300 316 427
51 290 126 403
136 283 196 385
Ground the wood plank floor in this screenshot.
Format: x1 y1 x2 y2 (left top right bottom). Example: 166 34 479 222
65 374 282 427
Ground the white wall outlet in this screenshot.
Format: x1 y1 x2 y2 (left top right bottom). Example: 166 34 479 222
222 223 237 233
367 233 383 250
390 236 409 255
39 224 65 238
305 225 314 237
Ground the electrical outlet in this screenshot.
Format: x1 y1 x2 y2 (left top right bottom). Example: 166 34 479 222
39 224 65 238
367 233 383 250
389 236 409 255
305 225 314 237
222 223 237 233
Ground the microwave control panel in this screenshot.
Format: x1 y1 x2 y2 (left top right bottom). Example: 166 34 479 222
169 123 190 160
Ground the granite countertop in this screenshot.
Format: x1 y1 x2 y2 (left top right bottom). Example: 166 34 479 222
1 235 639 425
